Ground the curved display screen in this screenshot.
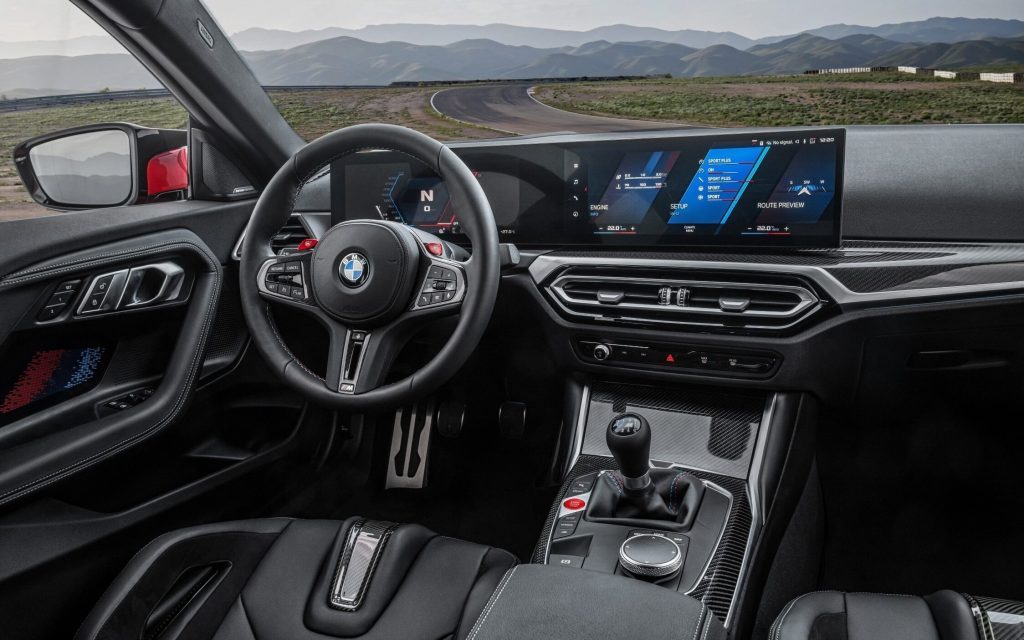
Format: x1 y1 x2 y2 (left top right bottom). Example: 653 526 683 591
332 128 844 248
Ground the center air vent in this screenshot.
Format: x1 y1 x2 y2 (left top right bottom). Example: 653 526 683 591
548 269 822 332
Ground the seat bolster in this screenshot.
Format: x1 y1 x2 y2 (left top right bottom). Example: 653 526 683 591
772 590 983 640
74 518 293 640
923 591 982 640
770 591 847 640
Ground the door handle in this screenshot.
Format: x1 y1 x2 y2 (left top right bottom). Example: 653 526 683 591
121 262 186 308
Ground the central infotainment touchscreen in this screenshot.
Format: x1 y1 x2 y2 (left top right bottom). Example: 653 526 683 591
565 129 844 247
332 128 844 248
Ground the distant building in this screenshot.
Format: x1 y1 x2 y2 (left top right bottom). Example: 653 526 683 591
980 72 1024 83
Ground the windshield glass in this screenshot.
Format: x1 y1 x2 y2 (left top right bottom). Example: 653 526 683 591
0 1 1022 222
208 0 1023 141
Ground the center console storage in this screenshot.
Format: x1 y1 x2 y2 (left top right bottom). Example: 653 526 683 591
537 381 773 630
465 564 725 640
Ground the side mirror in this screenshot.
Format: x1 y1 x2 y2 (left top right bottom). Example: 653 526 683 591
13 123 188 211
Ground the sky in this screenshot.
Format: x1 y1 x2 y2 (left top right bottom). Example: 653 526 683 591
2 0 1023 42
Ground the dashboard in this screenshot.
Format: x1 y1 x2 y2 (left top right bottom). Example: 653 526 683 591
331 128 845 248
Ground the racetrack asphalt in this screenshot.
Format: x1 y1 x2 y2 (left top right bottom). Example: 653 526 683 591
430 83 693 135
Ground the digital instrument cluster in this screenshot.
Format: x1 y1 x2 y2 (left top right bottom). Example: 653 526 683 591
331 129 844 248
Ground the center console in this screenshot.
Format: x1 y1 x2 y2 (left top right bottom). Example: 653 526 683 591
536 381 779 630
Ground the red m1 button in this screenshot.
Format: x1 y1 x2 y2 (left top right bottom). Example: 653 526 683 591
298 238 318 251
563 498 586 510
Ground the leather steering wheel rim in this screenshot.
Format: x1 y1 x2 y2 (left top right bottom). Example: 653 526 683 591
239 123 501 411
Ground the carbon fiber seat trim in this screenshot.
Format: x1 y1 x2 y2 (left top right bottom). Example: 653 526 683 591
328 519 398 611
971 595 1024 640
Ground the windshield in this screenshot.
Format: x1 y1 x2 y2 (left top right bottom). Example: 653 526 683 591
214 1 1024 140
1 1 1022 221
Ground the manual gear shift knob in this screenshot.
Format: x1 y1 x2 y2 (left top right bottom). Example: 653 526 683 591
606 413 652 488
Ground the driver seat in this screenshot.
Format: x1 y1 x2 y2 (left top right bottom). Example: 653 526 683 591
75 517 516 640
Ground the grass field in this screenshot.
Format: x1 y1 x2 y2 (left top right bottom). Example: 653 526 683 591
0 87 498 220
532 73 1024 128
2 75 1023 220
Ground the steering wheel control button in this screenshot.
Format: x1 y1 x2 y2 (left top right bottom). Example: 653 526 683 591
263 260 309 301
619 534 683 579
563 497 586 511
339 253 369 287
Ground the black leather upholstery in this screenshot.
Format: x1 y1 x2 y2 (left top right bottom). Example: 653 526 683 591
464 563 726 640
770 590 982 640
78 517 724 640
75 517 516 640
587 469 704 530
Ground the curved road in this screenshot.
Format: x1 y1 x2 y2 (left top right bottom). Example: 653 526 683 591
431 84 691 135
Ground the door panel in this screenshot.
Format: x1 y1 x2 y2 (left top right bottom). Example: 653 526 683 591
0 199 332 639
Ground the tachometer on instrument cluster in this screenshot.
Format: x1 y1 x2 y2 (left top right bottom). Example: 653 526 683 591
339 161 462 236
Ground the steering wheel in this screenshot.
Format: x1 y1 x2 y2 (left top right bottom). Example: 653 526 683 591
239 124 500 410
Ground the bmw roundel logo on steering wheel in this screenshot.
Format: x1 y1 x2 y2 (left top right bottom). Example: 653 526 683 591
339 253 369 287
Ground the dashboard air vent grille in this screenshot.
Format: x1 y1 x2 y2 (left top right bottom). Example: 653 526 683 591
271 216 309 254
549 268 822 332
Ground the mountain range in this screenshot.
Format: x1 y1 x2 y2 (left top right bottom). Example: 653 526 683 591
230 17 1024 52
1 18 1023 95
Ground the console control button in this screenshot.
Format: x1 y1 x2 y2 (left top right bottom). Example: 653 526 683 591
618 533 683 578
553 513 582 539
567 476 596 496
562 497 586 511
548 554 583 569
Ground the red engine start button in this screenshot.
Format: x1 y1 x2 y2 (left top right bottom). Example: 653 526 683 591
563 498 586 510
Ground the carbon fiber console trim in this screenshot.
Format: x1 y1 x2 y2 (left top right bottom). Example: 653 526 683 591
581 382 765 479
533 455 751 624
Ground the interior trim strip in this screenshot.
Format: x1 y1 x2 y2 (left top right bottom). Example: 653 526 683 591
529 253 1024 307
724 393 777 628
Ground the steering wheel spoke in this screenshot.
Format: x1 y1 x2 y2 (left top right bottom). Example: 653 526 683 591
323 318 412 395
